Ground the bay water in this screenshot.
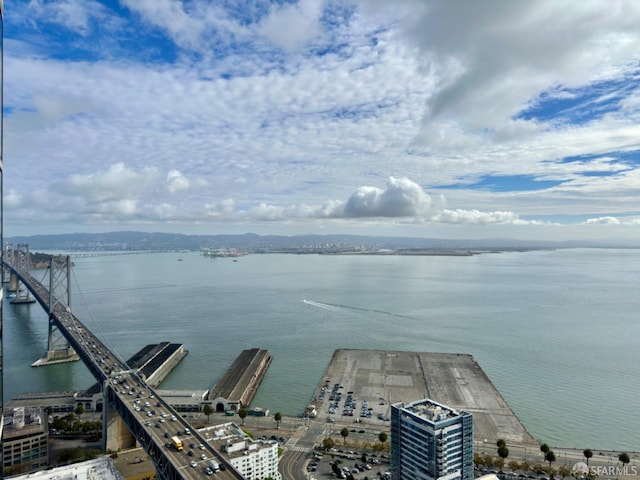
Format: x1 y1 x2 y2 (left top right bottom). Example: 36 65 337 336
3 248 639 451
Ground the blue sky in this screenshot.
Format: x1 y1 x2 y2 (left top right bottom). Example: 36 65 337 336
4 0 640 241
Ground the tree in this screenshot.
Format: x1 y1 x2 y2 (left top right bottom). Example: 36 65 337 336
619 453 630 469
378 431 388 446
545 450 556 477
323 437 335 451
74 404 85 420
203 404 213 422
497 445 510 470
540 443 550 457
238 408 248 425
496 439 508 469
583 449 593 466
362 452 368 464
332 461 342 477
274 412 282 429
341 427 349 445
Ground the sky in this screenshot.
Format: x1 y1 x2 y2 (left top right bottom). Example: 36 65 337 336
4 0 640 242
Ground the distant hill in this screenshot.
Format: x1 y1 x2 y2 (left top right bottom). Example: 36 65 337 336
3 231 623 253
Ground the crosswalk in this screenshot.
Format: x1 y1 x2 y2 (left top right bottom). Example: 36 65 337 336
287 445 312 453
283 438 312 453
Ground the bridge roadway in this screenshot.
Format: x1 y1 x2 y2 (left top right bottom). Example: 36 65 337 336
4 260 244 480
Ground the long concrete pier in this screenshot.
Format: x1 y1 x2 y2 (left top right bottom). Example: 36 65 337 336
310 349 538 447
208 348 272 412
130 342 188 387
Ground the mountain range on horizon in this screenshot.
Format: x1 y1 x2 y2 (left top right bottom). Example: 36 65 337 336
4 231 637 253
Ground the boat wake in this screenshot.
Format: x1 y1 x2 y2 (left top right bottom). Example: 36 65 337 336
301 299 346 313
301 299 415 320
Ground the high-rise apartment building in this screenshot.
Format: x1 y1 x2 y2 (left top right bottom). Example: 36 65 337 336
390 398 473 480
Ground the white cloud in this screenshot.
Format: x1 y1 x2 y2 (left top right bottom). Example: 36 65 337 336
204 199 236 218
58 163 158 204
163 170 209 196
5 1 640 241
120 0 204 50
258 0 324 52
342 176 431 217
433 209 522 225
119 0 252 54
166 170 190 194
584 216 621 225
26 0 107 35
94 199 138 215
219 177 530 227
4 190 22 209
359 0 640 145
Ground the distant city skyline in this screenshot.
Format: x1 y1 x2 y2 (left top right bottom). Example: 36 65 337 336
5 1 640 241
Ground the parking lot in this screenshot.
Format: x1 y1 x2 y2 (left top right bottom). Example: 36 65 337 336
306 450 391 480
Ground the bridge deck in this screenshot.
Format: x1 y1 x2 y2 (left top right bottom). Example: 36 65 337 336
3 258 245 480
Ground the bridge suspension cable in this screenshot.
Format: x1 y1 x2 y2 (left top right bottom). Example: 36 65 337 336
69 263 131 370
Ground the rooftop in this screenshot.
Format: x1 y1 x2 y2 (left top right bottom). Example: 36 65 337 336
3 407 47 439
199 422 277 460
9 457 124 480
156 389 207 403
400 398 465 422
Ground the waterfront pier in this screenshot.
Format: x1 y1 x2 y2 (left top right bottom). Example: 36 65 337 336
312 349 538 447
208 348 272 413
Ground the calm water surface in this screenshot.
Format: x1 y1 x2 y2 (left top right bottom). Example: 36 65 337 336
4 248 639 451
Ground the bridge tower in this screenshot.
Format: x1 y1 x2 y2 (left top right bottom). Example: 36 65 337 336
35 255 79 364
9 244 36 303
3 242 13 283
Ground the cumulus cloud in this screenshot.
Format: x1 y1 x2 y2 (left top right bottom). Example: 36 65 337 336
204 199 236 218
584 216 621 225
166 169 195 194
225 177 529 226
58 163 158 203
166 172 208 197
342 176 432 217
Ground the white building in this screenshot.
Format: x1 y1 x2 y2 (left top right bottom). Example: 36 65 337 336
8 456 124 480
391 398 473 480
200 422 281 480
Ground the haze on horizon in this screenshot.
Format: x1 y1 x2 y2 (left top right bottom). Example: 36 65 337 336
5 1 640 243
